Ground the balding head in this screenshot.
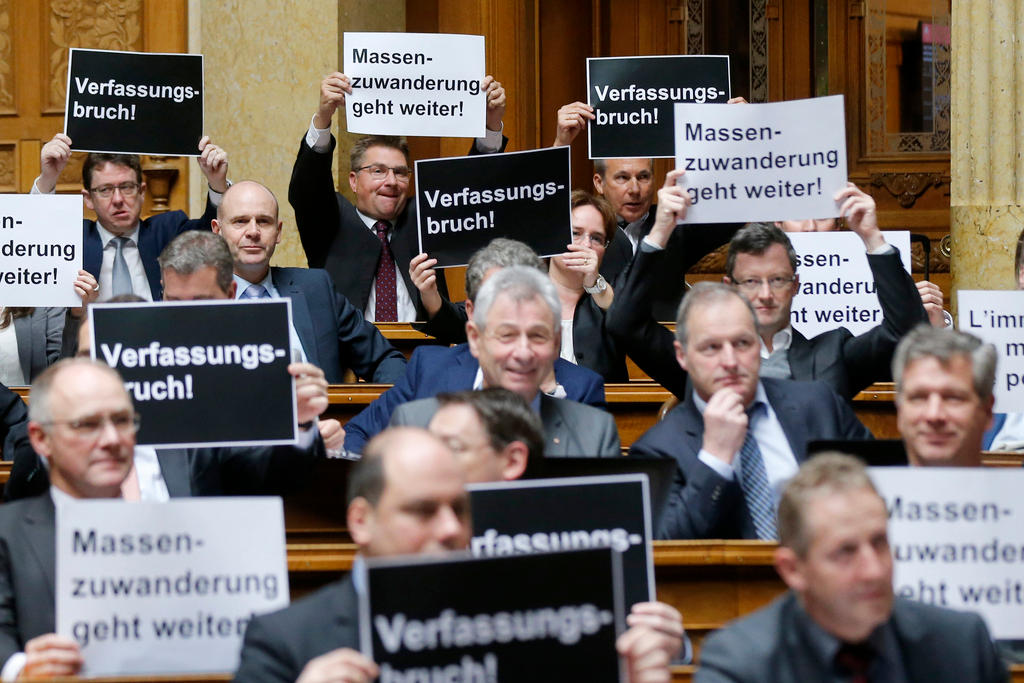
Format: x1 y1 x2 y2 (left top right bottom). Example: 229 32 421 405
346 427 470 558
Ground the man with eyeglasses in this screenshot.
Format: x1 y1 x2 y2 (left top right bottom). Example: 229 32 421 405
608 172 927 400
289 72 508 322
32 133 230 301
629 282 871 540
0 357 329 679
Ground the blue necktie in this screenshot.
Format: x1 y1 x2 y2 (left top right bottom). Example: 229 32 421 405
738 403 778 540
242 283 270 299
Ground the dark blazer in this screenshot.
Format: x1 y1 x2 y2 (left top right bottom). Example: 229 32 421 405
234 576 359 683
0 494 58 664
0 384 27 460
11 308 64 383
609 246 927 400
392 394 621 457
629 378 872 540
696 592 1007 683
269 266 406 384
415 293 628 382
3 423 323 501
82 198 216 301
289 135 506 320
342 343 607 454
600 209 740 321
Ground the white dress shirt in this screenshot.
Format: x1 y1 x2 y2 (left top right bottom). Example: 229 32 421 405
232 272 308 363
0 317 24 386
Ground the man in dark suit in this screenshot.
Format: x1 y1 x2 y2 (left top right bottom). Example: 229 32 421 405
609 172 927 400
696 453 1006 682
288 72 508 322
205 181 405 384
345 266 615 455
4 312 330 501
235 426 680 683
630 282 871 540
32 133 230 301
0 382 26 456
0 356 329 678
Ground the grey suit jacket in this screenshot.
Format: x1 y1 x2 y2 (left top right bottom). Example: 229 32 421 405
10 308 64 384
234 576 359 683
391 394 621 457
0 494 57 664
696 592 1007 682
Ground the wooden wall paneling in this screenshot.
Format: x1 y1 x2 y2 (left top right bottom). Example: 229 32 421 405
539 0 591 189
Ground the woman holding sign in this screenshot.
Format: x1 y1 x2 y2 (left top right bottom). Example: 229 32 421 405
0 270 98 385
547 191 628 382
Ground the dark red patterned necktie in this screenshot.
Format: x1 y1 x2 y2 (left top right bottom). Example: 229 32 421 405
374 220 397 321
835 641 874 683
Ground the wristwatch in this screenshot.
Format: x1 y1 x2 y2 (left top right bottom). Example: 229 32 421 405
584 274 608 295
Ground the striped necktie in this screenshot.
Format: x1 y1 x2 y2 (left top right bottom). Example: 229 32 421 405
738 402 778 540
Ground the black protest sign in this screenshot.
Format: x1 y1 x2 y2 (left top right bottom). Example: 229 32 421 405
416 146 572 267
363 548 624 682
468 474 654 610
587 55 731 159
89 300 295 448
65 48 204 156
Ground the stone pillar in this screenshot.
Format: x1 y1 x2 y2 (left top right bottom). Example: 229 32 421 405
950 0 1024 305
188 1 403 267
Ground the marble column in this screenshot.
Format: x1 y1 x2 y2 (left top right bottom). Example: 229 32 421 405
950 0 1024 303
188 0 404 267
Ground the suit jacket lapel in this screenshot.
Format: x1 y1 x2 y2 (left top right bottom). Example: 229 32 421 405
271 268 317 366
155 449 192 497
763 379 809 462
83 222 104 284
787 330 815 383
446 345 481 392
135 218 163 299
21 495 56 603
539 395 569 455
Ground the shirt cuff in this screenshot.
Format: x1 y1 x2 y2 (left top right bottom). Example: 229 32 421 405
30 177 54 195
640 236 665 252
305 114 333 153
868 242 895 255
296 420 318 450
698 449 736 481
2 652 26 682
474 121 504 154
207 183 229 207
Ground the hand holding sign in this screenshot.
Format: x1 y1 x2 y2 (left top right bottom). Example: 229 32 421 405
650 169 691 248
23 634 84 679
916 280 946 328
291 362 329 425
408 252 442 318
70 269 100 318
38 133 73 193
314 72 352 129
296 648 378 683
834 183 885 252
481 75 506 133
553 101 595 147
197 136 229 194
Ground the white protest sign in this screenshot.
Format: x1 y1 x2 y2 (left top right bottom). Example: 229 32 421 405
56 498 289 676
871 467 1024 639
957 290 1024 412
0 195 82 306
788 231 911 338
344 32 486 137
674 95 848 223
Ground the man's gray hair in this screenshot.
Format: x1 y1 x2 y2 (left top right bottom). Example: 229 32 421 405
158 231 235 295
592 157 654 178
28 358 125 426
777 452 880 557
675 281 758 346
892 325 997 402
472 265 560 332
464 238 544 302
